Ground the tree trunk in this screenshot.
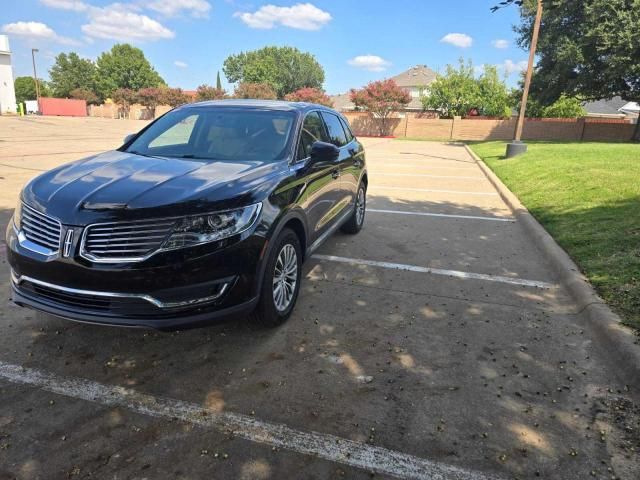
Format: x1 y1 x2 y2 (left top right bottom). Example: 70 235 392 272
633 110 640 142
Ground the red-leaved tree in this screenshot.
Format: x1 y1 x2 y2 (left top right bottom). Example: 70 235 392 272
136 87 164 118
161 87 191 107
233 82 277 100
112 88 137 119
349 80 411 135
196 84 228 101
284 87 333 107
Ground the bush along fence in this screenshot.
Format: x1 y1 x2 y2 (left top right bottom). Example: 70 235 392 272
343 112 637 142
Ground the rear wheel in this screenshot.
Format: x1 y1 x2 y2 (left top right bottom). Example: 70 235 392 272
250 228 302 327
340 183 366 234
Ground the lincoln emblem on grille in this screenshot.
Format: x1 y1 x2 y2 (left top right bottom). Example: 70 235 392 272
62 229 74 258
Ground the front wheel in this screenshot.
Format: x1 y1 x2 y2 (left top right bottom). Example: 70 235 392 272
250 228 302 327
341 183 366 234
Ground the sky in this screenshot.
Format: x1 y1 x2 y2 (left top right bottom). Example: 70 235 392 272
2 0 529 94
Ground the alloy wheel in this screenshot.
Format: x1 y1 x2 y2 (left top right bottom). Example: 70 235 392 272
272 243 298 312
355 187 366 226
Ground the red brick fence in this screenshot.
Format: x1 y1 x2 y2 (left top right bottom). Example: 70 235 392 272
344 112 637 142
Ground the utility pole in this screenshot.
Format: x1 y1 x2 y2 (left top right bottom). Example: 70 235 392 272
31 48 40 102
506 0 543 158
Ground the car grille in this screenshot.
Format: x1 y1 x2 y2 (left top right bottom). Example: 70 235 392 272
82 218 177 261
20 204 62 252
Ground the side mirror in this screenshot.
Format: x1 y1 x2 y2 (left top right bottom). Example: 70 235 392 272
310 141 340 164
123 133 136 144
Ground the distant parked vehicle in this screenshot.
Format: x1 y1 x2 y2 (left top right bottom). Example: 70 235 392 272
7 100 367 329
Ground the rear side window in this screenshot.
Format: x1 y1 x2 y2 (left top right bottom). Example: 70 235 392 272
297 111 329 160
339 116 354 143
321 112 348 147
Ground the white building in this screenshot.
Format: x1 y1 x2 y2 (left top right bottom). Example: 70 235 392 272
0 35 17 114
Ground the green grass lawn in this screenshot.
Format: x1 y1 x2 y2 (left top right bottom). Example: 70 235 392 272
469 141 640 331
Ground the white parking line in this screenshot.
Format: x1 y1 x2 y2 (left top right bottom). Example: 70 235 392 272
374 186 499 196
371 173 485 180
367 162 479 170
368 209 515 223
312 255 555 289
0 361 500 480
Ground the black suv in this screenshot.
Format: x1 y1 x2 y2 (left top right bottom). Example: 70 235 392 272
7 100 367 329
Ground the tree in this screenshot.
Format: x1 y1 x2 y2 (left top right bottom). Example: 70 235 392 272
476 65 513 118
542 95 587 118
509 0 640 140
161 88 190 107
216 71 222 90
421 59 479 118
349 80 411 135
49 52 97 99
196 84 227 101
349 88 369 111
421 59 514 118
284 87 333 107
136 87 164 118
69 88 100 105
96 44 165 100
233 82 277 100
112 88 137 118
223 46 324 98
14 77 51 104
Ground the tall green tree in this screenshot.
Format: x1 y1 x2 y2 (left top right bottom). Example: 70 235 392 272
48 52 97 98
223 46 324 98
507 0 640 139
96 44 165 100
216 71 222 90
421 59 480 118
477 65 513 118
422 60 514 118
14 77 50 104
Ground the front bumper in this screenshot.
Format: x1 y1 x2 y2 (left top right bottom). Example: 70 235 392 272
6 222 266 329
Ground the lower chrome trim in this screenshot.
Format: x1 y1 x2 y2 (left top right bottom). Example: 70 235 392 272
10 271 228 309
307 206 353 255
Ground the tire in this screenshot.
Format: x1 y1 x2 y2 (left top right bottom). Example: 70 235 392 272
340 183 366 234
250 228 302 327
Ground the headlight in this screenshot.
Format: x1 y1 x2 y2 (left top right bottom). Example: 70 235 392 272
13 200 22 230
162 203 262 250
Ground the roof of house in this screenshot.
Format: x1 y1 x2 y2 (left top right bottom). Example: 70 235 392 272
390 65 437 88
330 93 354 112
583 97 629 115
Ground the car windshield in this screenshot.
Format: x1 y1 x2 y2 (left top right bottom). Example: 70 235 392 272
125 107 297 162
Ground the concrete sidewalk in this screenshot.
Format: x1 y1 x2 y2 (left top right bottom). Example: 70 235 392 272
0 121 638 480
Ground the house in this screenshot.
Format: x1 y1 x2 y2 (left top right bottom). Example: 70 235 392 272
330 64 438 112
390 64 437 111
583 96 639 121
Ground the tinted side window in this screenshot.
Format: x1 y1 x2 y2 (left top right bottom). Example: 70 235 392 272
297 111 328 160
339 116 354 143
321 112 348 147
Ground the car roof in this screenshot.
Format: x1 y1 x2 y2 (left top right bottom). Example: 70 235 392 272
180 99 336 114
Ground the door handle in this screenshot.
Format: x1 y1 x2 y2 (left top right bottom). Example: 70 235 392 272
331 169 340 179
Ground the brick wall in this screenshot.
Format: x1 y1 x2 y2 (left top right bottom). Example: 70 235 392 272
343 112 637 142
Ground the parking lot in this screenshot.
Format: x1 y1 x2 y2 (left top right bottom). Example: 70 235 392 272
0 116 638 480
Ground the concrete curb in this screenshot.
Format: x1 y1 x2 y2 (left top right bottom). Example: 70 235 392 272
464 144 640 389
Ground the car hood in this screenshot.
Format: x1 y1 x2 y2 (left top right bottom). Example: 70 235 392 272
22 150 285 224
